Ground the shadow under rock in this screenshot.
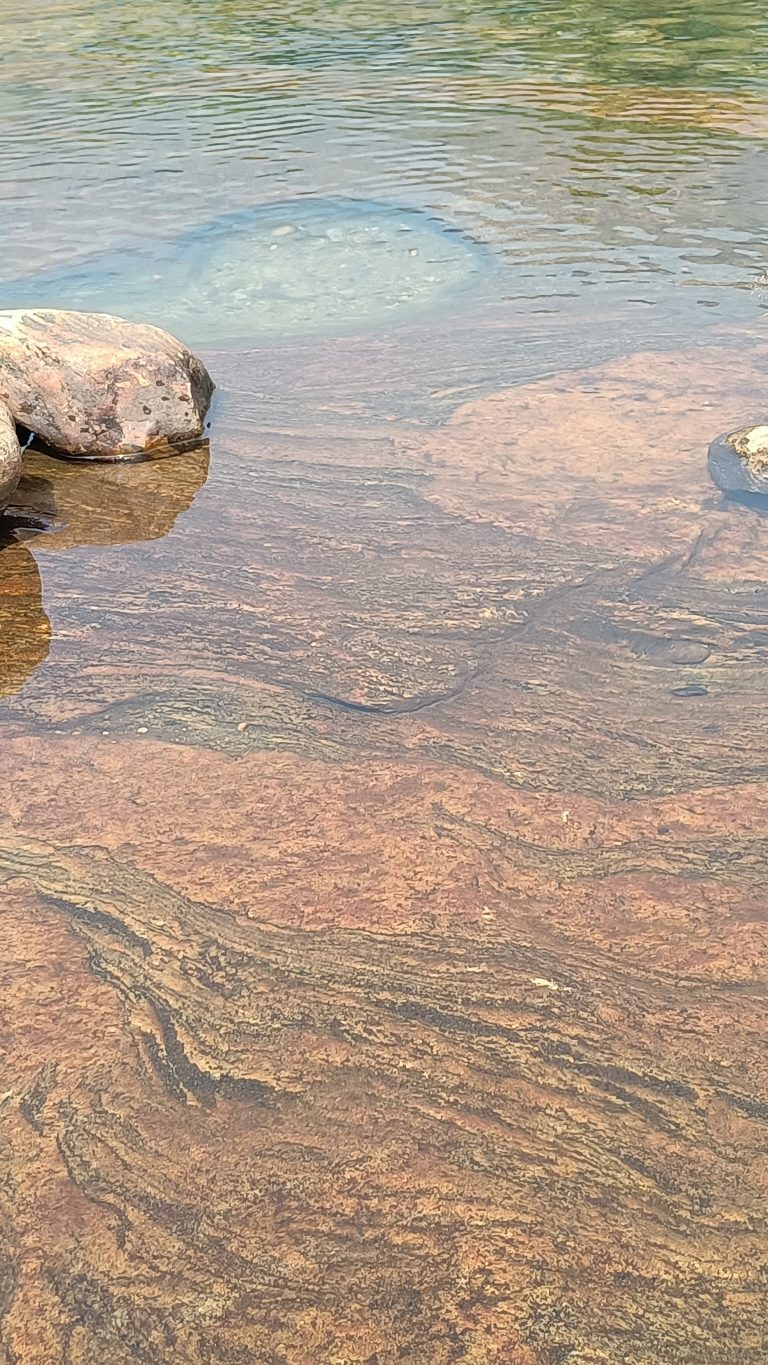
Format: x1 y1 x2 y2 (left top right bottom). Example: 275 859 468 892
0 535 51 699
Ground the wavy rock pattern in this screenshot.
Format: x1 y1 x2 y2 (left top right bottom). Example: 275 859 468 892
1 334 768 1361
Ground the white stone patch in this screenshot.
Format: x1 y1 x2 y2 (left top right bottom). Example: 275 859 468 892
742 424 768 455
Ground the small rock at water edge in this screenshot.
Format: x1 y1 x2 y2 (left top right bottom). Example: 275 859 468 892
708 424 768 499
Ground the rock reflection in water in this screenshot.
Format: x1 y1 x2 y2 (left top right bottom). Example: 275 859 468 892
0 443 209 700
0 539 50 698
15 443 211 549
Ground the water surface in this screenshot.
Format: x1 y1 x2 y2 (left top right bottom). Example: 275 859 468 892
1 3 768 1362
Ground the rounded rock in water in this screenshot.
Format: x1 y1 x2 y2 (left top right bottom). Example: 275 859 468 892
708 424 768 500
0 309 214 462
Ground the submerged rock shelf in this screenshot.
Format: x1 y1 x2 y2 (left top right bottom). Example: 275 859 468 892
0 199 493 345
2 333 768 1362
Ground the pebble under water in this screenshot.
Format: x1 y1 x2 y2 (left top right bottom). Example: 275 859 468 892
0 199 491 345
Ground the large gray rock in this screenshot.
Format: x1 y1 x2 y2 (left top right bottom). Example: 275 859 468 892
0 309 214 461
0 400 22 510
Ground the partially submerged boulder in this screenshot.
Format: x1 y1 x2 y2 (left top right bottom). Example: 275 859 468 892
0 400 22 511
708 424 768 500
0 309 214 461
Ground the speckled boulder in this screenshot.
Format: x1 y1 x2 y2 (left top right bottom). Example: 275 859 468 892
0 309 214 461
708 424 768 499
0 399 22 510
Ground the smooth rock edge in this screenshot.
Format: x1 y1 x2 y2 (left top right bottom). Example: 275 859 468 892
0 400 22 511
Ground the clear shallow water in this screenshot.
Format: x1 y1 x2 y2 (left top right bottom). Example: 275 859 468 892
4 6 768 1363
3 0 768 364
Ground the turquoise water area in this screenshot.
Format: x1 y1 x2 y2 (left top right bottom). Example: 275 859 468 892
1 200 492 343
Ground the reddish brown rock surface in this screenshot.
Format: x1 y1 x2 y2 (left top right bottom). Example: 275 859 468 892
1 331 768 1362
0 308 214 460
